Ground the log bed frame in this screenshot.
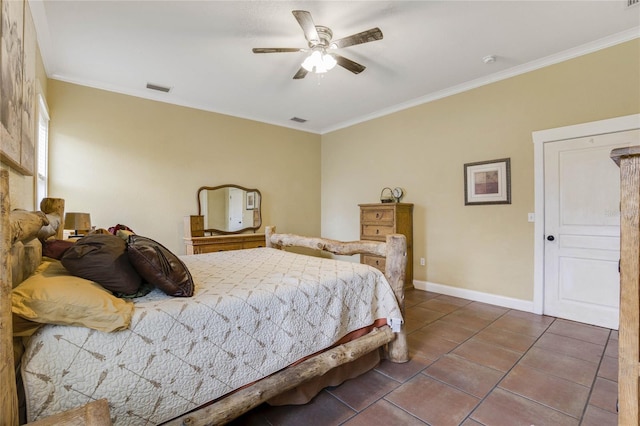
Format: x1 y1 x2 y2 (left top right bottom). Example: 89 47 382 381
0 169 408 425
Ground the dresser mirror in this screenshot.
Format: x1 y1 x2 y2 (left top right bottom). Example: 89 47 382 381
197 185 262 234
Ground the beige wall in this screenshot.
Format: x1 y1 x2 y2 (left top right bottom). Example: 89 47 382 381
47 81 321 254
321 39 640 302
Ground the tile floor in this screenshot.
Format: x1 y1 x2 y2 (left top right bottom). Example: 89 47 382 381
230 289 618 426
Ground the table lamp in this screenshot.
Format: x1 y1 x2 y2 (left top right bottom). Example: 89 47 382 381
64 212 92 237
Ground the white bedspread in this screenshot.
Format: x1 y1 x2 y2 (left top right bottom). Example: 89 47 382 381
22 248 402 424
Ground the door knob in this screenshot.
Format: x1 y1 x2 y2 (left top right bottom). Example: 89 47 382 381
547 235 555 241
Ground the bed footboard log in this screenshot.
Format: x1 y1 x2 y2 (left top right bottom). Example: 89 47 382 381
39 198 65 240
384 234 409 363
0 170 19 426
166 326 395 426
266 232 386 257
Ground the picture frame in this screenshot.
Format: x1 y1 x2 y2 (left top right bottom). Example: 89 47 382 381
0 0 25 172
464 158 511 205
246 191 256 210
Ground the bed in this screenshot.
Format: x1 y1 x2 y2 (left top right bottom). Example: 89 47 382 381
0 169 408 425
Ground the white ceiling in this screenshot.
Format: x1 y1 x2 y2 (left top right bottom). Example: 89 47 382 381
30 1 640 134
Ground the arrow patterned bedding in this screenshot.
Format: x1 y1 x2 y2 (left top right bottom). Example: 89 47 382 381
21 247 402 424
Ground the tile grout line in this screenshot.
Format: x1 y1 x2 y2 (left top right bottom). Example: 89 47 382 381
403 298 523 425
577 328 618 422
459 313 559 425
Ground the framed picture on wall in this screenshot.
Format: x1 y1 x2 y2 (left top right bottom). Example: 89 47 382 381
464 158 511 205
0 0 25 171
246 191 256 210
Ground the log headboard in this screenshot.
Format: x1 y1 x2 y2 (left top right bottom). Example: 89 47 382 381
1 169 65 424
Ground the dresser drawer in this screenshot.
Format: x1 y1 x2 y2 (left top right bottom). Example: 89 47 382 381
362 255 386 273
361 224 395 240
242 240 265 249
185 233 265 255
361 208 395 224
195 242 243 253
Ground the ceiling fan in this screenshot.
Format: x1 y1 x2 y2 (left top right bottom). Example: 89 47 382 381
252 10 383 79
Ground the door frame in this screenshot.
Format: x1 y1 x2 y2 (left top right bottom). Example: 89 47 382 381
531 114 640 315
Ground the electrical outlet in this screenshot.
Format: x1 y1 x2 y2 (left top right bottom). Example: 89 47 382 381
420 257 426 266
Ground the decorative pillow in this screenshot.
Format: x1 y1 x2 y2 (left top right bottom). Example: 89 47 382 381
42 239 75 260
127 235 194 297
61 234 142 295
12 260 134 332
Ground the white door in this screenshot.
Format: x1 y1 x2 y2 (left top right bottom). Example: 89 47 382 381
544 130 639 329
228 188 244 231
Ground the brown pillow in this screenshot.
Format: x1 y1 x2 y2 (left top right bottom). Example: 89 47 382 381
42 239 75 260
127 235 194 297
61 234 142 295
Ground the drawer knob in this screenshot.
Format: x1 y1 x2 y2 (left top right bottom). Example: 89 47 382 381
376 213 380 218
375 260 379 265
376 229 379 234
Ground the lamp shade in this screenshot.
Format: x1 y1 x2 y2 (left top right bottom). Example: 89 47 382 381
64 212 92 234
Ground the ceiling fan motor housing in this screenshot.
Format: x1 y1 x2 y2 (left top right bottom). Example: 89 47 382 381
311 26 333 48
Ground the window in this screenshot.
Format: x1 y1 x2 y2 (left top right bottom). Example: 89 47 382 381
35 93 49 208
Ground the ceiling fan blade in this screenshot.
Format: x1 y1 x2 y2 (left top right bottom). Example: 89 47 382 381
252 48 303 54
331 28 383 49
333 54 366 74
293 67 308 79
292 10 319 43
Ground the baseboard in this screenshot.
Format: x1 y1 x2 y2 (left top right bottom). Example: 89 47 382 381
412 280 535 313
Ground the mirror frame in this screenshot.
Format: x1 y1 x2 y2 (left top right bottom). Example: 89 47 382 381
197 184 262 235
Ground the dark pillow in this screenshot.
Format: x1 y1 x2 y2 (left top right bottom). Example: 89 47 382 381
61 234 142 295
127 235 194 297
42 239 75 260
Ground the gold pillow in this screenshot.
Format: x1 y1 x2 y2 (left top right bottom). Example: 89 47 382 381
12 260 134 333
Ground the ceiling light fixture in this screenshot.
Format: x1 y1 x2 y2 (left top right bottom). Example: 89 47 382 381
482 55 497 64
301 49 337 74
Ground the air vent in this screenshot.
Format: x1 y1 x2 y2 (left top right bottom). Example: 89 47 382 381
629 0 639 7
290 117 307 123
146 83 171 93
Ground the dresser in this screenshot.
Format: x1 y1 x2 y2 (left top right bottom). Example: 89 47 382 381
359 203 413 286
183 215 265 254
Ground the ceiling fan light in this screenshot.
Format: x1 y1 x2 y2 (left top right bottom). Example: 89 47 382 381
301 50 336 74
323 53 337 70
301 50 322 72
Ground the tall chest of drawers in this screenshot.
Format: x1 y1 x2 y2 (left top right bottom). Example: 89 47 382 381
359 203 413 287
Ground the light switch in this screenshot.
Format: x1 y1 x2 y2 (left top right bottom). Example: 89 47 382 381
528 213 535 222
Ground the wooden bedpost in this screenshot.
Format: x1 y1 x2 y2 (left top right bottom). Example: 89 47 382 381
0 170 19 425
265 225 280 249
612 146 640 425
385 234 409 363
40 198 65 240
